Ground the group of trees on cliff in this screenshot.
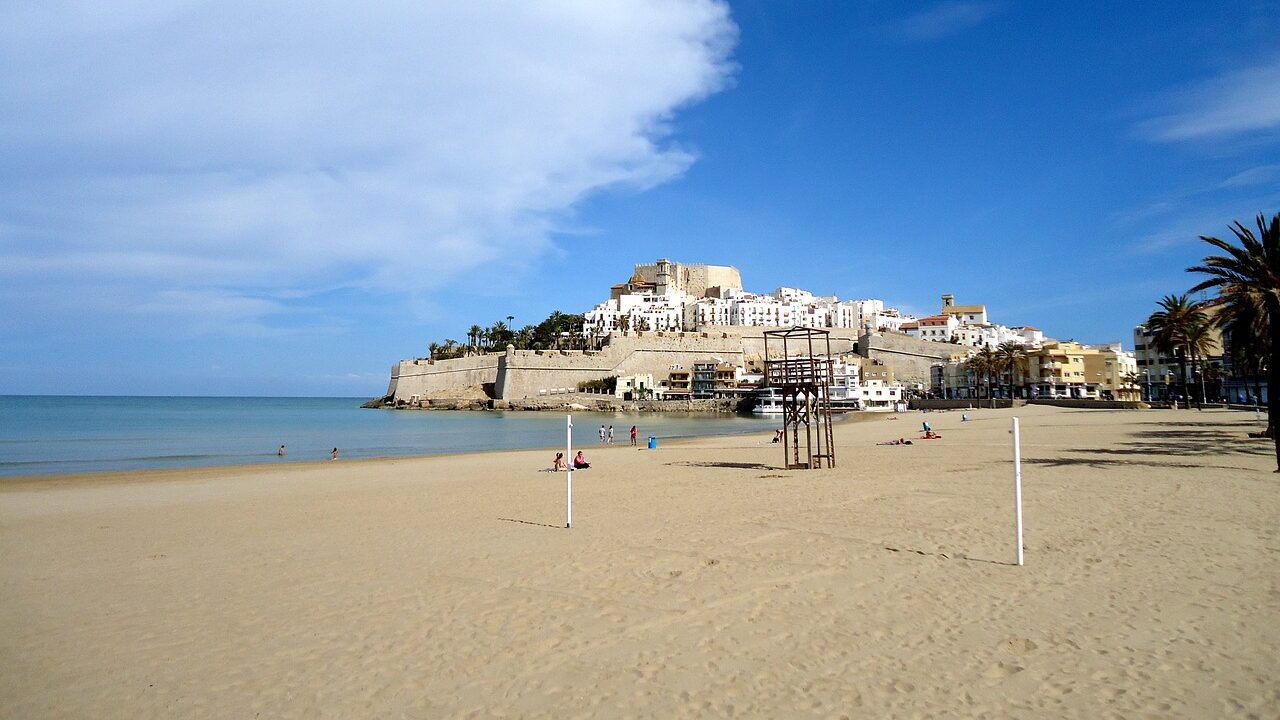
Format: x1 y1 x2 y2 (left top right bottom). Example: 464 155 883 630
427 311 590 360
1143 211 1277 472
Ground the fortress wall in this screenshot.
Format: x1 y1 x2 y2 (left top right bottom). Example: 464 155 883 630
690 326 861 362
858 331 954 385
496 333 745 400
387 354 502 401
388 327 917 403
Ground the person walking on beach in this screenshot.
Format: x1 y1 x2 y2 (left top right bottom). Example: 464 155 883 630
599 425 606 444
630 425 638 446
607 425 615 444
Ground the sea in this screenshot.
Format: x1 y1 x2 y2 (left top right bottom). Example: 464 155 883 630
0 396 779 478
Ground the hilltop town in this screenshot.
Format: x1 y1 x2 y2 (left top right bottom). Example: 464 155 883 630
377 259 1146 411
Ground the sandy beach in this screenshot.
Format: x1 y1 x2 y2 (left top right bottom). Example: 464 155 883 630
1 404 1276 718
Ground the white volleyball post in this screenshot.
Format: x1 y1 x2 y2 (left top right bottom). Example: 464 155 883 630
565 414 573 529
1012 416 1024 566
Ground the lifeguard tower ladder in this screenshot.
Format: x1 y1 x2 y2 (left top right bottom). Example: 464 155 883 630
763 327 836 470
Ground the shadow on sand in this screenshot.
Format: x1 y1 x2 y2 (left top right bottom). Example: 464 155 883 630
667 461 776 470
1024 422 1270 472
883 545 1018 567
497 517 565 530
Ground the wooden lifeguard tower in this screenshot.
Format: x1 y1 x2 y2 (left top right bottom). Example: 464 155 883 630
763 327 836 470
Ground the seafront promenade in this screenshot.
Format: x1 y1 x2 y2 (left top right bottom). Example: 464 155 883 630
1 405 1275 718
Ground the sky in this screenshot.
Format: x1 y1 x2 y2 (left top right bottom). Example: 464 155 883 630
2 1 1278 397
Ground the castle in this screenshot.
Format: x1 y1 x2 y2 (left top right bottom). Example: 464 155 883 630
380 259 958 407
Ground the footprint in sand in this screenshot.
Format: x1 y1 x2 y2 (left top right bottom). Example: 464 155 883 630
1000 637 1039 653
983 661 1025 680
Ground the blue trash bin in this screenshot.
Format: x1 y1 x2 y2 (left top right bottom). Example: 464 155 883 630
648 436 657 449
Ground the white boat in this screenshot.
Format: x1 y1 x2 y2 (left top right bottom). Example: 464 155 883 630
751 386 862 414
752 387 784 414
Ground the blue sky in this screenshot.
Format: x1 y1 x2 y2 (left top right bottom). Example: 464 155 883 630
2 1 1278 396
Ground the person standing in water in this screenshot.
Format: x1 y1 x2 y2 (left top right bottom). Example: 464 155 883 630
331 448 339 460
278 445 286 457
630 425 638 446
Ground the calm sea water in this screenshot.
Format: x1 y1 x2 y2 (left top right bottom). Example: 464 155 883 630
0 396 779 478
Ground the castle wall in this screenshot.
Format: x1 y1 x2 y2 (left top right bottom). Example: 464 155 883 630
858 331 954 385
387 327 952 404
387 354 502 401
495 332 745 400
701 326 861 361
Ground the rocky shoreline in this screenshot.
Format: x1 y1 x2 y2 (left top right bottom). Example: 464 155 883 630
362 395 749 413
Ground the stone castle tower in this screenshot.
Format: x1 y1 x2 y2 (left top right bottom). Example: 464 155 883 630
630 259 742 299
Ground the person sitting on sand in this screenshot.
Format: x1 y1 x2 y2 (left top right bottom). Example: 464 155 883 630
921 430 941 440
553 452 567 472
772 429 783 444
573 451 590 469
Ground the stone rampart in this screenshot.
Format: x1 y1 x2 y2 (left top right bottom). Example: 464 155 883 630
495 333 744 400
696 326 861 360
387 327 898 405
859 331 954 385
387 354 502 401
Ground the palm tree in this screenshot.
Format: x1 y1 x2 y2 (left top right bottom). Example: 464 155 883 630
978 346 999 406
1221 299 1268 406
964 351 989 404
1121 372 1141 402
1146 293 1206 409
1188 211 1279 470
995 341 1030 400
488 320 511 349
468 324 483 354
1184 317 1217 409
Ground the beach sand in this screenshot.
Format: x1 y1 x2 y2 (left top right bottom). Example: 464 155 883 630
1 405 1276 718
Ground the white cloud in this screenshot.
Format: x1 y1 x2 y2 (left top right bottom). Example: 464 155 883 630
893 2 999 41
1218 164 1280 189
1138 57 1280 142
0 1 738 335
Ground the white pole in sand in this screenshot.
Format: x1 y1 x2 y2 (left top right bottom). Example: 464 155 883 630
566 414 573 529
1012 416 1024 566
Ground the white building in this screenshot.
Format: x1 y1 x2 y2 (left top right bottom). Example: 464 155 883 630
585 289 693 337
856 379 904 411
904 314 960 342
690 287 867 330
